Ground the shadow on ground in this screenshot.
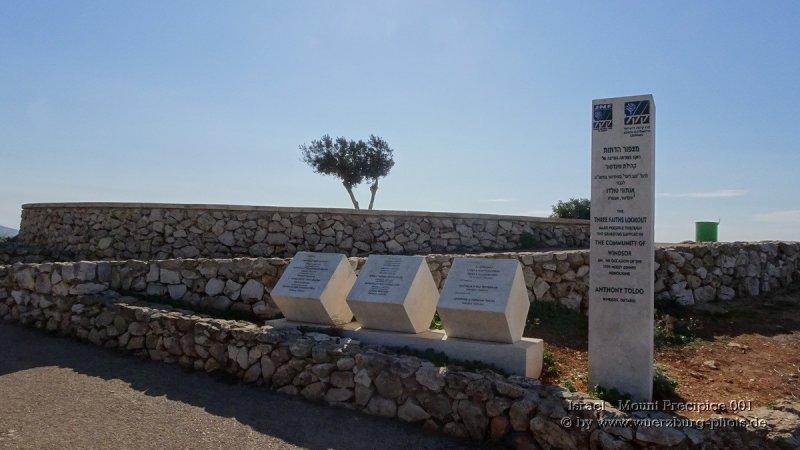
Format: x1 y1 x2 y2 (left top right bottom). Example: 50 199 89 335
659 285 800 341
0 321 491 450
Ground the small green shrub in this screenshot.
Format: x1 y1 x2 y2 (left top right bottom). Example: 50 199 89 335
519 232 540 249
589 385 632 404
430 311 443 330
542 350 557 375
654 316 699 348
652 364 678 399
563 379 577 393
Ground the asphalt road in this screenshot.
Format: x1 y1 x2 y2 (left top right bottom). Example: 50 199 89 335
0 321 485 450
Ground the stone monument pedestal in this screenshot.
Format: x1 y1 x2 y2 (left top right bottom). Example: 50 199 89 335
266 318 544 378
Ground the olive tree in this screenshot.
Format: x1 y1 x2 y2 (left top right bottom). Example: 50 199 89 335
363 135 395 210
300 134 395 210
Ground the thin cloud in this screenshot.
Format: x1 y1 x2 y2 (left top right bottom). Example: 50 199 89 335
658 189 746 198
479 198 513 203
753 210 800 223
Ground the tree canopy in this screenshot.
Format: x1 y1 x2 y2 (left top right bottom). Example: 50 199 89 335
300 134 395 210
550 198 591 220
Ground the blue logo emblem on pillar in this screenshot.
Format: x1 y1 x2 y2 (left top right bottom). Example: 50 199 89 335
593 104 613 131
624 101 650 125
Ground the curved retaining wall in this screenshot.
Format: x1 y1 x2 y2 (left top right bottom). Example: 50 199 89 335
18 203 589 261
0 294 794 448
2 242 798 321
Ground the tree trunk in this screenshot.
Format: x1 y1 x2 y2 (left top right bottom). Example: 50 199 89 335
344 183 360 209
368 178 379 210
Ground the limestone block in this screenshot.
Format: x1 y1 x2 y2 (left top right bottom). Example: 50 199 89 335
436 258 530 343
76 262 96 281
160 268 181 285
347 255 438 333
240 279 264 301
168 284 187 300
13 268 35 290
271 252 355 325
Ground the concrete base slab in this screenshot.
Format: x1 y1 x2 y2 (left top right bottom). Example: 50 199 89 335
267 318 362 331
266 319 543 378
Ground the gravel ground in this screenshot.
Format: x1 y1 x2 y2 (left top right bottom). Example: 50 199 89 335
0 322 486 450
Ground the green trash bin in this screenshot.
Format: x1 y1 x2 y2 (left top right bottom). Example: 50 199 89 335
695 221 719 242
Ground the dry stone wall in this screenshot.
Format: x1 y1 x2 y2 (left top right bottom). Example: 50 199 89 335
0 239 47 264
1 259 285 320
1 242 797 322
1 292 796 449
654 242 800 306
18 203 589 261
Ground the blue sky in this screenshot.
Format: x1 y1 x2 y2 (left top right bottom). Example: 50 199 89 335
1 1 798 242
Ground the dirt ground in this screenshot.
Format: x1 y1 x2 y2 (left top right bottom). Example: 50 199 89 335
529 285 800 419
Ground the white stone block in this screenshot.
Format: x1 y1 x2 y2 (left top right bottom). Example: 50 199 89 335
436 258 530 343
271 252 355 325
347 255 438 333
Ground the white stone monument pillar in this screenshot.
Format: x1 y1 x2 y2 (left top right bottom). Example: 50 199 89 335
589 95 655 401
